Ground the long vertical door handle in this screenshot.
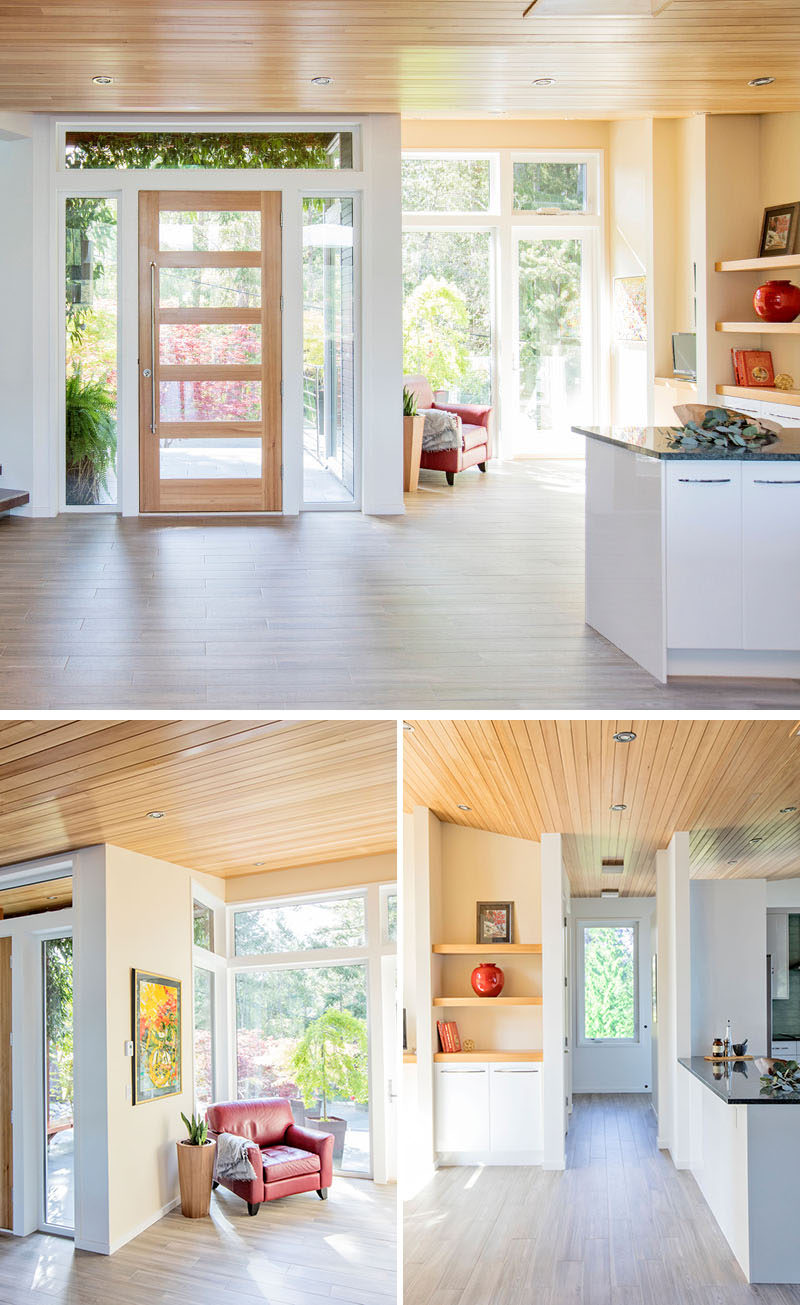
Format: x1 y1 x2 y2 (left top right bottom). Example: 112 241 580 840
150 261 156 433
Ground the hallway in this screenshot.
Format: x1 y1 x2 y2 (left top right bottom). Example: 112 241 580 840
404 1094 800 1305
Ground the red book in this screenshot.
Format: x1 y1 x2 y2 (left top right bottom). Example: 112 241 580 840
447 1021 461 1053
740 350 774 387
731 348 745 384
437 1020 452 1053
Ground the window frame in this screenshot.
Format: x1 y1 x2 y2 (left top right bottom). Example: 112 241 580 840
230 886 369 959
401 149 499 217
576 918 640 1047
509 149 598 217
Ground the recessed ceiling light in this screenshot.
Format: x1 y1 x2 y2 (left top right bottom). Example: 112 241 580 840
311 76 332 86
750 836 764 843
601 889 620 898
610 803 627 811
47 895 59 901
146 810 165 819
728 859 738 865
780 806 797 814
402 722 415 732
748 76 775 87
457 803 472 811
92 75 113 84
254 861 265 866
613 731 637 743
532 77 556 87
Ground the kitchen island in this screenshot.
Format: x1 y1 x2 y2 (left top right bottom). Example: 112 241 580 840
679 1056 800 1283
572 424 800 683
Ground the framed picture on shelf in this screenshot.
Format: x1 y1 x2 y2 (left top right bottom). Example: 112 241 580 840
758 202 800 258
476 901 514 944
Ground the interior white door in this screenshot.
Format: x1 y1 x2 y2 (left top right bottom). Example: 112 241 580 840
434 1066 490 1153
490 1065 543 1152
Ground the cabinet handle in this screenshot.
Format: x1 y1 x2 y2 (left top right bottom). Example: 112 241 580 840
439 1069 486 1074
677 477 731 484
753 479 800 485
493 1069 538 1074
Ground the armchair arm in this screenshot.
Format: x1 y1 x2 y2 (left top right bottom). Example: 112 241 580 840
206 1127 263 1201
284 1123 334 1187
433 400 492 430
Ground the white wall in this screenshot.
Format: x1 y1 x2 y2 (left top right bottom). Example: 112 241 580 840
766 878 800 909
690 879 767 1057
655 832 691 1166
608 119 652 426
222 852 396 904
571 896 655 1093
541 832 567 1170
0 133 34 511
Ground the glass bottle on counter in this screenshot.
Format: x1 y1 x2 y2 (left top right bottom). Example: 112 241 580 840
724 1018 732 1057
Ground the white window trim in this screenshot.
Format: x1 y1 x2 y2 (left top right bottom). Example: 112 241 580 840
576 918 640 1047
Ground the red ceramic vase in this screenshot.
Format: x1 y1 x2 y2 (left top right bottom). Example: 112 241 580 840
753 279 800 323
471 962 505 997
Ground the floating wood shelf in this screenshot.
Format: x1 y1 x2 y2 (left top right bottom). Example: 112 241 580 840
717 383 800 408
716 321 800 334
434 1049 543 1062
716 255 800 273
433 996 543 1007
402 1051 417 1064
432 943 542 954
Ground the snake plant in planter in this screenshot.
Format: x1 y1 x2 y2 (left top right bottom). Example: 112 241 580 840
402 386 424 492
290 1010 368 1164
176 1111 216 1219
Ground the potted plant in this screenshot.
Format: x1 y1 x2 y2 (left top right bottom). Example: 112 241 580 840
65 372 117 505
176 1112 216 1218
290 1010 368 1165
402 385 424 494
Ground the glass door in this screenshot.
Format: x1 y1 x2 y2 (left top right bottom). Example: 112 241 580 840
512 230 594 458
138 191 282 512
43 935 74 1234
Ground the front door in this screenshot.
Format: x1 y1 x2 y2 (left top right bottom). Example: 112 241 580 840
0 937 11 1232
139 191 282 512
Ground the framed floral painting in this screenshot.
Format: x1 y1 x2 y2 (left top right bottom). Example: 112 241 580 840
132 969 182 1104
476 901 514 944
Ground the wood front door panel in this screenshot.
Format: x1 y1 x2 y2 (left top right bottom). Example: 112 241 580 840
0 936 11 1231
138 191 282 513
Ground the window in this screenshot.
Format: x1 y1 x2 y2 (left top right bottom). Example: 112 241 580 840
513 160 588 213
401 156 492 213
579 922 638 1043
233 894 366 956
381 888 398 943
65 196 118 506
193 966 215 1115
193 899 214 951
65 130 354 170
43 936 74 1232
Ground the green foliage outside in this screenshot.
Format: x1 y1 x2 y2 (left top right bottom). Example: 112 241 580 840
583 926 635 1040
234 896 365 956
402 229 491 404
65 373 118 505
513 161 587 212
402 277 471 396
193 902 213 950
401 157 490 213
518 238 582 427
65 131 349 170
290 1009 368 1120
45 937 73 1116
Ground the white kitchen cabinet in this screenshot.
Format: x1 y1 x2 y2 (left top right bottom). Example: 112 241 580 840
434 1065 490 1153
742 466 800 650
665 462 742 649
489 1064 543 1153
768 911 790 1001
770 1039 797 1059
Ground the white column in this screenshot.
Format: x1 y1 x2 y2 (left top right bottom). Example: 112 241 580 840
541 832 566 1170
655 831 691 1166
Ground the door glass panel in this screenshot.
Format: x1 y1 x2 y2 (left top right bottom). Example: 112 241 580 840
159 265 261 308
302 197 356 505
235 963 370 1174
160 438 262 479
160 210 261 252
43 936 74 1232
159 380 261 422
65 196 118 506
193 966 215 1116
515 236 589 457
160 323 261 365
513 161 588 212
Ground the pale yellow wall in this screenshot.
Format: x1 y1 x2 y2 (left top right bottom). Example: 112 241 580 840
223 851 397 904
103 844 195 1251
609 118 653 424
759 112 800 207
438 822 541 1051
401 119 611 150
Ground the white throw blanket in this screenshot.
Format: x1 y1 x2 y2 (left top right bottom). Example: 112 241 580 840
419 408 462 452
214 1132 259 1183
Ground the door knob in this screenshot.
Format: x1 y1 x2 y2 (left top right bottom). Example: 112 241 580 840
142 368 152 378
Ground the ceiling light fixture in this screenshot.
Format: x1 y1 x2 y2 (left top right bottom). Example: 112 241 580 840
47 895 59 901
728 859 738 865
254 861 265 866
402 722 415 732
780 806 797 813
457 803 472 811
532 77 556 87
601 889 620 899
750 836 764 843
92 75 113 84
613 731 637 743
748 76 775 87
146 810 165 819
610 803 627 811
311 76 332 86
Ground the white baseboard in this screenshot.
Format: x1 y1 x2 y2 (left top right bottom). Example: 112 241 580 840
436 1150 543 1166
668 649 800 678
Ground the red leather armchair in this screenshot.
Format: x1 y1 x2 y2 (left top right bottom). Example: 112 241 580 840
403 374 492 485
206 1099 334 1216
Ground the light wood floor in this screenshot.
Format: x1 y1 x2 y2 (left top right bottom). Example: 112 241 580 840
404 1093 800 1305
2 461 798 708
0 1177 396 1305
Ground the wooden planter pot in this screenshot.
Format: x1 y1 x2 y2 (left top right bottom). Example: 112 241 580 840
403 415 424 493
176 1138 216 1218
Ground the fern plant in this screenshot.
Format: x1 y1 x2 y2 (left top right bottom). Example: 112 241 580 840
402 385 418 417
65 372 117 505
180 1111 209 1145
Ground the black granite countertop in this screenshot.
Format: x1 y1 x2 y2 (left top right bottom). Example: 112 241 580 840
572 424 800 460
679 1056 800 1104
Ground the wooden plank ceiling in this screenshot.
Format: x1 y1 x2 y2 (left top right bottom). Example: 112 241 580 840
403 719 800 896
0 719 396 878
0 876 72 918
0 0 799 116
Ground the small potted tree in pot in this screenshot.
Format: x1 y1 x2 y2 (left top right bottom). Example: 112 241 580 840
176 1112 216 1218
402 386 424 494
290 1010 368 1165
